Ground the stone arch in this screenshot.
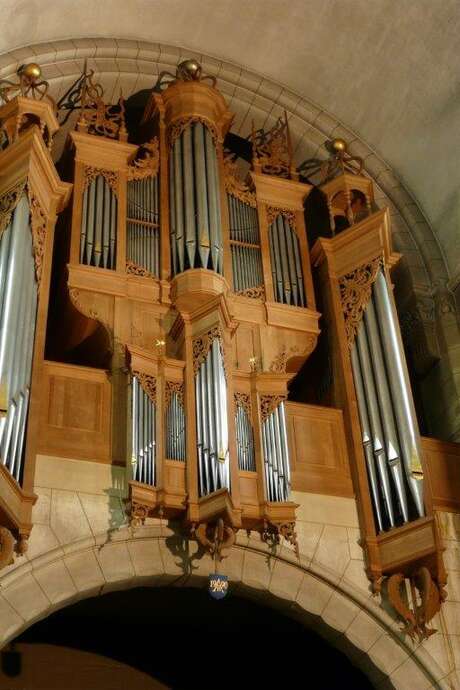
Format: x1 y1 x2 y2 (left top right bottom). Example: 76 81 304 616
0 527 449 689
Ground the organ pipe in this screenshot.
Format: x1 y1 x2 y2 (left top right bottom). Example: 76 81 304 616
228 193 263 292
0 195 38 484
350 268 425 532
195 338 229 497
235 402 255 471
131 375 156 486
169 122 223 275
268 215 305 307
262 401 290 502
166 391 186 461
80 175 117 269
126 175 160 276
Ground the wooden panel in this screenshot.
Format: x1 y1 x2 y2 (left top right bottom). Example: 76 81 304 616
37 361 111 462
238 470 259 506
286 401 354 497
422 436 460 512
164 460 186 495
378 517 436 572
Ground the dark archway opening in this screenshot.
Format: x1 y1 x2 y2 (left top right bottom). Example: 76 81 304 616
4 586 376 689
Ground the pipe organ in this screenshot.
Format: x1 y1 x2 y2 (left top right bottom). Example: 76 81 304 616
0 60 447 640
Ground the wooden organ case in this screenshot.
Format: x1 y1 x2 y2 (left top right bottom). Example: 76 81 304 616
0 60 449 641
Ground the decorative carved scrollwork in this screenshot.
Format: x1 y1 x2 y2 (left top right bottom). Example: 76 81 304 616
83 166 119 195
130 502 150 528
236 285 265 300
0 181 26 238
0 63 53 107
28 189 47 291
0 526 15 570
266 206 296 229
269 338 317 373
192 326 222 374
76 66 127 141
387 567 447 642
126 260 156 279
339 257 382 347
250 116 292 179
193 518 235 561
127 138 160 180
168 116 219 148
133 371 157 404
165 380 184 407
260 394 286 422
223 155 257 207
261 520 299 557
234 391 251 416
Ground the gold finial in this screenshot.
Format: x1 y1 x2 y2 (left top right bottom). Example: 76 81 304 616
177 59 202 81
330 137 347 154
19 63 42 81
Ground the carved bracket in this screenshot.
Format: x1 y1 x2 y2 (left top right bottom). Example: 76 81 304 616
0 526 28 571
269 338 317 373
339 256 382 347
386 567 447 642
261 520 299 557
192 518 236 561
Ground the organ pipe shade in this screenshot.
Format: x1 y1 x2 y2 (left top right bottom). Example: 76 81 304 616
127 175 160 277
80 176 117 270
0 195 38 485
268 215 305 307
228 194 263 292
195 338 230 497
235 402 256 471
262 401 291 502
166 391 186 461
350 269 425 533
169 123 223 275
131 375 156 486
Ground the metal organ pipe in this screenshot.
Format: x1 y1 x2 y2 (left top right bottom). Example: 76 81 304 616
166 391 186 461
268 215 305 307
131 375 156 486
228 194 263 293
262 401 290 502
350 268 426 532
80 176 117 270
0 196 38 484
195 338 229 497
372 270 425 518
126 174 160 277
169 123 223 275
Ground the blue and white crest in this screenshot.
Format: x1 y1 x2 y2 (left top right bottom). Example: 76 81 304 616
208 573 228 599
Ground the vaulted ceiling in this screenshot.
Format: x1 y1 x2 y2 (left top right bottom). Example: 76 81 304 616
1 0 459 292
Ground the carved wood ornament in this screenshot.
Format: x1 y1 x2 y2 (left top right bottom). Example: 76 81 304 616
127 138 160 181
126 260 156 279
193 518 236 561
83 166 119 195
133 371 157 404
266 206 296 229
260 394 287 422
165 380 184 407
168 116 219 148
387 567 447 642
192 326 223 374
339 256 382 347
223 155 257 207
0 181 26 237
28 189 47 290
234 391 251 416
261 520 299 557
0 526 15 569
235 285 265 301
269 338 317 373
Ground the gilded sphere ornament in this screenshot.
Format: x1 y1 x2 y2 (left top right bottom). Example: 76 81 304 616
177 59 202 80
19 63 42 81
331 137 347 154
